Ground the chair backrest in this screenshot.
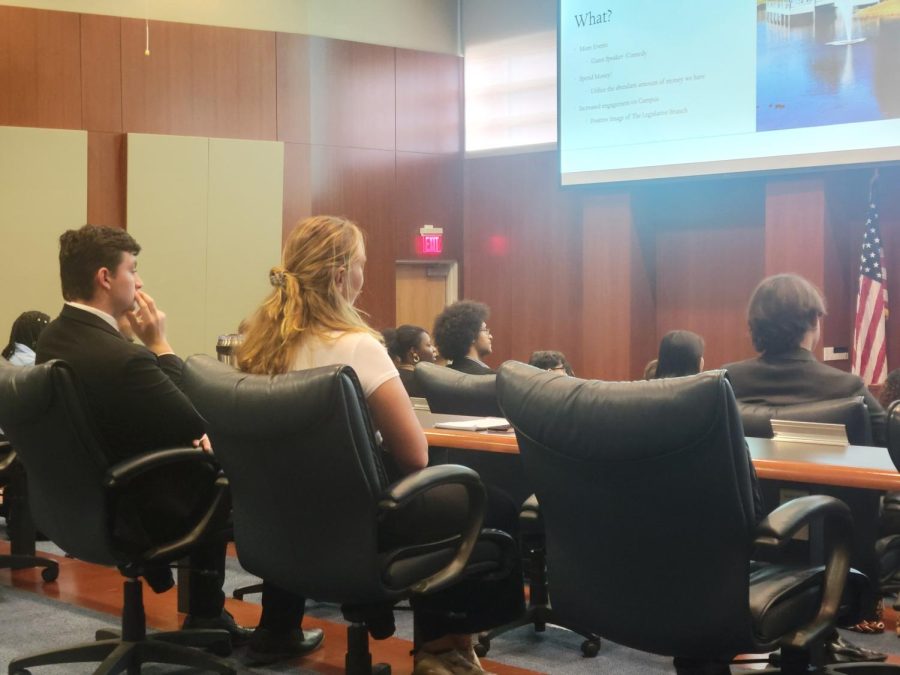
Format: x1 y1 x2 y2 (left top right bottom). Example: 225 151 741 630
414 361 501 416
0 359 117 564
183 355 393 604
497 361 757 657
738 396 872 445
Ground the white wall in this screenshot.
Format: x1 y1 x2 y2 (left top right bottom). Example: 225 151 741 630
1 0 461 54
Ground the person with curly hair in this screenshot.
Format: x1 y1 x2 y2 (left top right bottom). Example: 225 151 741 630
878 369 900 411
723 273 885 445
433 300 494 374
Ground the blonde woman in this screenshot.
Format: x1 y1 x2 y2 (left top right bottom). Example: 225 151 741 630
238 216 516 673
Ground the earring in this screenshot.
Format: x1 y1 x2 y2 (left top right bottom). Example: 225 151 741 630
413 353 420 363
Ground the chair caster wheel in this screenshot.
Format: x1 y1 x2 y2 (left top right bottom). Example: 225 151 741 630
41 565 59 582
474 637 490 657
581 639 600 657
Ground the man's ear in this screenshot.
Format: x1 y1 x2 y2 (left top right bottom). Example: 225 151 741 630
96 267 113 292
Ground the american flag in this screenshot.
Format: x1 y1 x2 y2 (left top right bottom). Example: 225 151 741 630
851 182 888 385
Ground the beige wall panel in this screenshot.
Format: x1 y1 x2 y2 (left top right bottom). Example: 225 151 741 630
126 133 208 357
205 137 283 352
0 126 86 337
2 1 460 54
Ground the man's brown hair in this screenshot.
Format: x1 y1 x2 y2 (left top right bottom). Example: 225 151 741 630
58 225 141 301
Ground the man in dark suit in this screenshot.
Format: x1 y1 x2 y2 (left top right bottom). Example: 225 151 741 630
433 300 495 374
36 225 250 640
724 273 886 445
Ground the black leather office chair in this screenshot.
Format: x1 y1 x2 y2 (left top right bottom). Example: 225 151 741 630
0 359 236 675
183 355 522 675
739 397 873 445
414 360 601 656
497 361 870 674
414 361 502 416
0 439 58 581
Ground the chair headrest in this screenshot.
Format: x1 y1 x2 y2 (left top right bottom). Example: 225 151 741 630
497 361 731 461
414 361 501 416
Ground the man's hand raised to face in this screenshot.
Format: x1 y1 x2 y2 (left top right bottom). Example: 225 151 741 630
126 291 174 356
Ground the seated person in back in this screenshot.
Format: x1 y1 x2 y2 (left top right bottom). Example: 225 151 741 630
723 273 886 445
528 350 573 376
237 216 523 674
878 369 900 410
654 330 704 378
35 225 253 643
389 324 437 397
433 300 495 374
2 311 50 366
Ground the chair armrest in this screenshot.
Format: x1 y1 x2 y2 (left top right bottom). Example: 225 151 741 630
103 447 219 489
754 494 851 550
378 464 483 510
0 442 16 473
755 495 854 650
141 475 231 563
378 464 486 595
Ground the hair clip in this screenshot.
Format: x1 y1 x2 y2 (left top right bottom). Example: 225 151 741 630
269 269 287 288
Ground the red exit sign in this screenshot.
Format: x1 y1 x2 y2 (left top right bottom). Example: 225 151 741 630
417 225 443 256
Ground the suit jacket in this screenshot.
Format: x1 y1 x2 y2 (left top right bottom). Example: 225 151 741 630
449 356 495 375
36 304 205 463
723 347 886 446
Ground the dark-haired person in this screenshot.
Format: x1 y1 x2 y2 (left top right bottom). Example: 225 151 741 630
723 273 885 445
725 272 888 656
878 369 900 411
390 324 437 397
2 310 50 366
433 300 494 375
528 350 573 376
654 330 705 379
35 224 252 644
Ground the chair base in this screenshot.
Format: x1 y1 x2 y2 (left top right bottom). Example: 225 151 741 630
0 553 59 581
474 604 601 658
8 637 235 675
8 576 234 675
232 581 264 600
346 621 391 675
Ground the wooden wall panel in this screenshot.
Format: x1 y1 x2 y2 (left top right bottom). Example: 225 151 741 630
121 19 276 139
0 6 81 129
276 33 312 144
81 14 122 133
823 169 872 371
282 142 312 240
764 178 826 286
87 131 126 227
309 145 397 329
395 152 463 262
463 151 582 372
638 179 765 370
308 37 396 150
581 192 655 381
396 48 462 154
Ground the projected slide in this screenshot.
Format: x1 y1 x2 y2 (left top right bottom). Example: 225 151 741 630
559 0 900 185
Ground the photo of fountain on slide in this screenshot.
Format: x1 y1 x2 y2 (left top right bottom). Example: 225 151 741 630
756 0 900 131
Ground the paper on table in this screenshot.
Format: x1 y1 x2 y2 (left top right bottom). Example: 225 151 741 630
433 417 511 432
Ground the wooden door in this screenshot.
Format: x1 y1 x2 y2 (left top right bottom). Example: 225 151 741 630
395 261 458 332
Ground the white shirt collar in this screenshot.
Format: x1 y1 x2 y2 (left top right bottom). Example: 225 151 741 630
66 301 119 333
